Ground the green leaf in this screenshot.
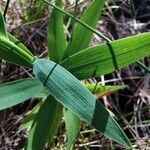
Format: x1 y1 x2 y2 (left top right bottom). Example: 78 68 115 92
0 79 48 110
61 33 150 79
64 83 126 149
8 32 34 58
26 95 63 150
47 0 67 63
85 83 127 98
0 36 34 68
0 46 32 68
64 108 80 150
0 8 8 38
33 59 132 148
64 0 105 58
19 102 42 131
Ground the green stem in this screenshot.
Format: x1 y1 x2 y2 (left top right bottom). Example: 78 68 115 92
136 60 150 73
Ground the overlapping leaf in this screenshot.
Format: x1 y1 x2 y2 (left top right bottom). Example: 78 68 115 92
8 33 34 58
0 79 48 110
62 33 150 79
33 59 132 148
19 102 42 131
64 0 105 58
47 0 66 62
0 8 7 38
85 83 127 98
26 95 63 150
26 1 67 149
0 10 34 67
64 108 80 150
64 83 127 149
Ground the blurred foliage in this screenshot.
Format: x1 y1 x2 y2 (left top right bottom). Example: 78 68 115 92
17 0 50 22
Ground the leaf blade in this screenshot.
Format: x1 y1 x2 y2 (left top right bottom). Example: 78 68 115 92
26 95 63 150
0 79 48 110
0 8 7 38
33 59 132 148
47 0 67 62
8 33 34 57
62 33 150 79
85 83 127 98
64 108 80 150
19 102 42 131
64 0 105 58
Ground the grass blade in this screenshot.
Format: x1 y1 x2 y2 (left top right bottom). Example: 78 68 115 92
0 8 7 38
0 13 34 67
64 83 126 149
0 36 35 67
61 33 150 79
64 0 105 58
33 59 132 148
19 102 42 131
47 0 67 63
0 46 33 68
85 83 127 98
0 79 48 110
8 33 34 57
64 108 80 150
26 95 63 150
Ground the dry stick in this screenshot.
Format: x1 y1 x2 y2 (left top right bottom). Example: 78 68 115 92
3 0 10 19
43 0 150 73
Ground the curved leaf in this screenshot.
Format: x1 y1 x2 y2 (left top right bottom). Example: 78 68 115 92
33 59 132 148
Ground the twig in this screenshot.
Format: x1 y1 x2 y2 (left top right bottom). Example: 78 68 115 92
3 0 10 19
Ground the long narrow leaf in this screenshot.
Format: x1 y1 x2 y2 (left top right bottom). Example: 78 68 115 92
0 79 48 110
64 83 126 149
0 46 32 68
64 0 105 58
8 33 34 57
64 108 80 150
19 102 42 131
0 8 8 38
47 0 67 62
85 83 127 98
33 59 132 148
26 95 63 150
62 33 150 79
0 9 33 67
0 36 34 68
